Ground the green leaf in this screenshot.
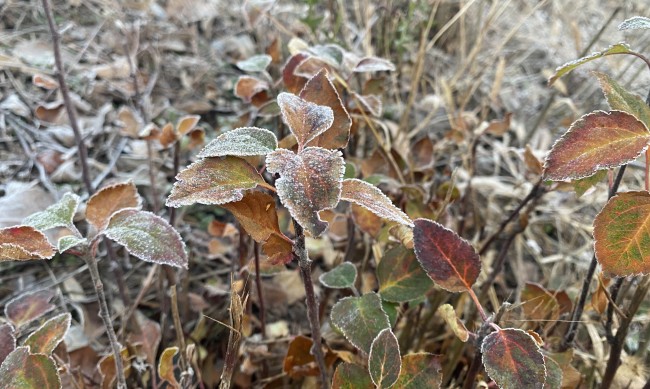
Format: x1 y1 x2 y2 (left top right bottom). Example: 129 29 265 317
548 43 631 85
236 54 272 72
197 127 278 158
594 191 650 276
618 16 650 30
332 363 374 389
572 170 607 198
104 209 188 269
331 292 390 353
369 328 401 389
4 290 55 328
413 219 481 293
393 353 443 388
378 245 433 302
340 179 413 227
436 304 469 342
166 156 271 207
594 72 650 127
277 92 334 149
307 44 344 66
57 235 87 252
382 300 399 327
0 347 60 388
266 147 344 237
0 226 56 261
543 356 562 389
23 313 71 355
319 262 357 289
544 111 650 181
22 192 80 231
300 69 351 149
481 328 546 389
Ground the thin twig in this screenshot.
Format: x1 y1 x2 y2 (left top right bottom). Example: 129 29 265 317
253 242 267 338
41 0 92 194
293 220 329 389
562 165 626 351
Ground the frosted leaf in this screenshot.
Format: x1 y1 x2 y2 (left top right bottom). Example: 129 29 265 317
234 75 269 103
166 156 271 207
57 235 87 252
5 290 55 328
198 127 278 158
277 93 334 150
86 181 142 231
24 313 71 355
340 179 413 227
300 69 351 149
236 54 272 72
548 43 631 85
104 209 188 269
22 193 80 231
0 347 61 388
266 147 344 237
0 226 55 261
0 323 15 366
330 292 390 353
618 16 650 31
354 57 396 72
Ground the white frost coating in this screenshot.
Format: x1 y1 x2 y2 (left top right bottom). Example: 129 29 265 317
354 56 396 73
197 127 278 158
318 262 357 289
340 179 413 227
104 209 188 269
618 16 650 31
22 192 81 231
481 328 547 389
57 235 87 253
24 312 71 354
266 147 345 237
368 328 401 388
330 293 391 354
549 43 631 85
277 93 334 148
236 54 272 72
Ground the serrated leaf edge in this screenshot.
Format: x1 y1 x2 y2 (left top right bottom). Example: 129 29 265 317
24 312 71 354
330 293 391 353
543 110 650 181
319 262 357 289
480 328 547 389
369 328 401 389
340 178 414 227
197 126 278 158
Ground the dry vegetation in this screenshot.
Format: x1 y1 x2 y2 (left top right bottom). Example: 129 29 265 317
2 0 650 388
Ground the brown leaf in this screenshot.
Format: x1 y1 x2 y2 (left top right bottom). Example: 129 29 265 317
0 226 56 261
283 53 309 94
300 69 352 149
234 76 269 104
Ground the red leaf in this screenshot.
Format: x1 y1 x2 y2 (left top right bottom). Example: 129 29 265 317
0 226 56 261
283 53 309 94
4 290 55 328
413 219 481 292
266 147 344 237
544 110 650 180
368 328 401 388
594 191 650 276
277 92 334 150
24 313 71 355
0 324 16 365
481 328 546 388
299 69 351 149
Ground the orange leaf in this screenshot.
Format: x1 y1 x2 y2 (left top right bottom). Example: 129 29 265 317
0 226 55 261
86 181 142 231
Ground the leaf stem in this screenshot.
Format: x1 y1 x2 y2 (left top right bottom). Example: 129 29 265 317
253 242 267 338
467 287 488 322
292 219 329 389
83 252 127 389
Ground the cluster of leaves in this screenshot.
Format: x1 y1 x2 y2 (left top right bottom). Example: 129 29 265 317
0 182 187 386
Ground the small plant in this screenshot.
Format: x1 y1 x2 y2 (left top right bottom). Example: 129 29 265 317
0 182 187 388
543 15 650 389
